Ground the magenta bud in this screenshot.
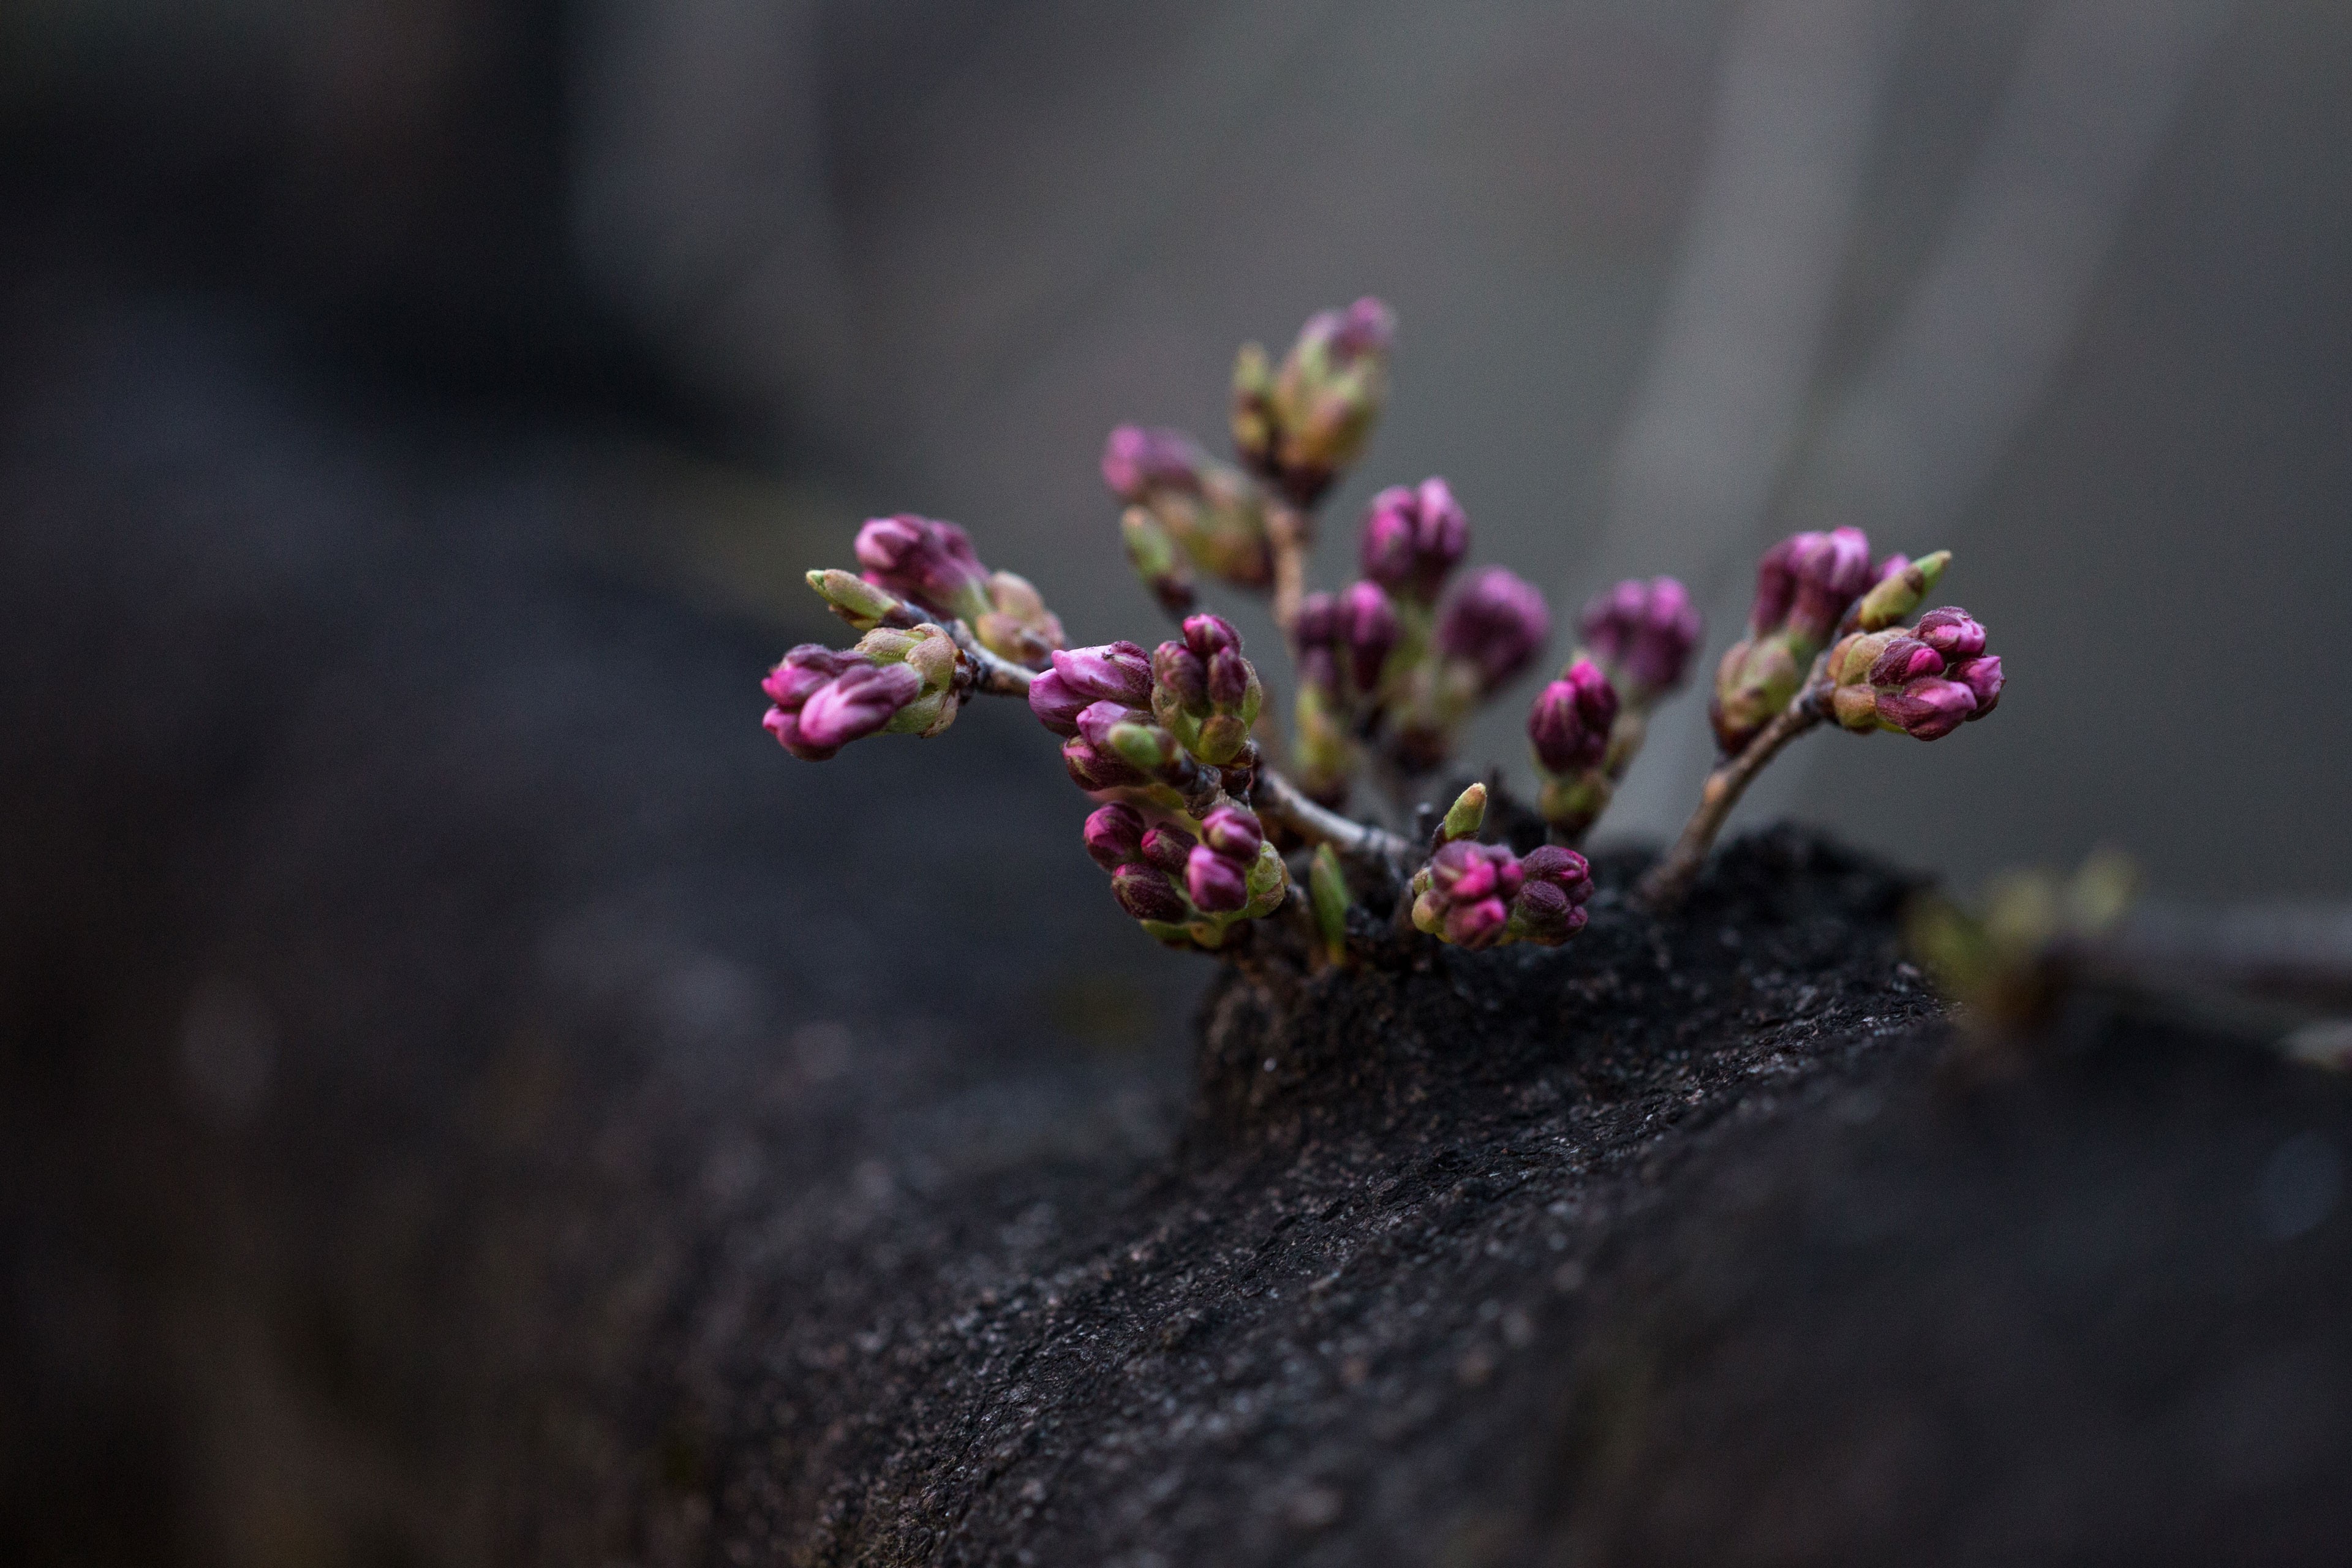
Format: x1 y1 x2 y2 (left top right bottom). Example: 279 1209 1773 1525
1520 843 1594 900
1752 527 1874 643
1877 677 1978 740
1062 734 1147 792
794 662 922 752
1437 567 1551 691
1948 654 2004 718
1199 805 1265 860
1151 641 1208 710
1526 659 1620 774
1185 845 1250 913
1331 295 1396 360
761 645 859 711
1444 898 1510 950
1207 647 1251 707
1084 804 1145 869
1913 606 1988 661
853 514 990 619
1140 824 1196 875
1182 613 1240 659
1112 864 1188 923
1101 425 1203 503
1359 478 1469 601
1027 669 1090 736
1294 592 1339 647
1340 579 1399 692
1578 576 1703 698
1865 636 1945 687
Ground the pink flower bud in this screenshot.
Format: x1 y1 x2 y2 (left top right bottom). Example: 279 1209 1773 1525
1436 567 1551 691
1578 576 1703 698
1359 478 1469 601
1948 654 2003 718
1520 843 1594 902
1141 824 1196 875
1199 805 1265 861
1526 659 1619 774
1182 613 1240 658
1875 677 1978 740
1865 636 1945 687
1185 844 1250 913
789 662 923 756
1112 864 1188 923
1913 606 1987 661
1100 425 1204 502
1030 641 1152 736
854 514 991 619
1083 804 1145 869
1340 580 1399 692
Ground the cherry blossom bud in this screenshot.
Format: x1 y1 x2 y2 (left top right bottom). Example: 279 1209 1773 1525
855 514 993 624
1103 427 1273 590
1948 654 2004 718
778 663 921 759
1140 824 1196 875
1185 845 1251 913
1578 576 1703 699
1436 567 1551 691
1112 864 1188 923
1359 478 1469 602
1199 805 1265 861
1526 659 1619 774
1410 840 1525 951
1232 297 1395 505
1084 804 1145 869
1100 425 1202 502
1340 580 1399 693
1874 679 1978 740
1149 614 1264 766
1510 843 1594 946
761 624 960 761
1913 605 1986 660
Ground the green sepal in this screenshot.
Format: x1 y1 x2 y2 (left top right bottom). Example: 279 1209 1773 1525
807 568 902 630
1440 783 1487 844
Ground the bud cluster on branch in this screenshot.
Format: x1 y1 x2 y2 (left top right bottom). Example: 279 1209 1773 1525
759 297 2011 964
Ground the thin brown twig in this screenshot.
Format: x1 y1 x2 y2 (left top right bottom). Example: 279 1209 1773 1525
1635 680 1826 914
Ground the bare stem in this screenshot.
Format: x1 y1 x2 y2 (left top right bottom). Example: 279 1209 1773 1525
944 624 1035 698
1265 499 1311 639
1254 766 1413 876
1635 692 1824 914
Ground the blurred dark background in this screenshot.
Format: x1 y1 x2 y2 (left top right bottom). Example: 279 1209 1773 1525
6 0 2348 888
2 1 2348 1563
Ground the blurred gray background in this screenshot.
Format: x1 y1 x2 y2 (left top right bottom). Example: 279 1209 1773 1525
6 0 2348 894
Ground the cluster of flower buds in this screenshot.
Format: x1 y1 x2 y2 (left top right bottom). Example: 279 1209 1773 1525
1825 605 2004 739
1527 577 1703 841
1390 564 1551 770
1231 296 1395 506
1359 477 1469 605
1713 527 1897 753
761 622 961 760
1082 799 1287 951
1101 426 1276 612
850 514 1066 668
1406 786 1593 950
1289 581 1398 801
1150 614 1264 767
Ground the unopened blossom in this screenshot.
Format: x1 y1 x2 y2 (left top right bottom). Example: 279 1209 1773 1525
1082 803 1146 870
1512 844 1594 946
1359 478 1469 603
1231 296 1395 505
1825 607 2002 741
1714 526 1880 754
1436 567 1550 691
1030 641 1154 736
1150 613 1264 766
852 513 1066 668
1526 659 1619 775
1578 576 1702 701
1101 424 1274 592
761 623 960 761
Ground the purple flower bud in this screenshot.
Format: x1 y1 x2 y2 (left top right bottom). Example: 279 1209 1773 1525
1445 898 1510 949
1526 659 1620 775
1359 478 1469 601
1150 641 1208 710
1199 805 1265 861
1430 840 1524 905
761 645 859 712
1875 677 1978 740
1437 567 1551 691
1578 576 1703 698
1062 734 1148 792
1084 804 1145 869
1948 654 2004 718
1865 635 1945 687
1140 824 1196 875
854 514 992 620
1182 613 1240 659
1330 296 1396 362
788 662 924 755
1100 425 1205 503
1112 864 1188 923
1294 591 1340 648
1520 843 1594 903
1185 844 1251 913
1027 669 1090 736
1751 527 1873 643
1340 580 1399 692
1913 606 1988 661
1207 647 1251 707
1032 641 1152 734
